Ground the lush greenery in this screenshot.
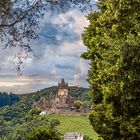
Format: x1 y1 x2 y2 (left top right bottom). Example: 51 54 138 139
0 108 61 140
47 114 98 140
27 127 61 140
20 86 91 102
82 0 140 140
74 100 83 111
0 92 20 107
0 86 92 139
0 86 90 122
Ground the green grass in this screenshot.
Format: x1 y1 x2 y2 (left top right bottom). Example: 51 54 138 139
47 114 98 140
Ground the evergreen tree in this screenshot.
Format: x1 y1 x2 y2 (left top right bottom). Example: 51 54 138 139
82 0 140 139
0 92 20 107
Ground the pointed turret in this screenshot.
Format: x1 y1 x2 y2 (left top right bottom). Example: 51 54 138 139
61 78 65 85
58 78 68 89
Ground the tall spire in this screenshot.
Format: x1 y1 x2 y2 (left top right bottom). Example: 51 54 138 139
61 78 65 85
58 78 68 89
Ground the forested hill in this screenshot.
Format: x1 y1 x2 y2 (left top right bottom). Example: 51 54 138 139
0 86 92 139
19 86 90 103
0 86 90 122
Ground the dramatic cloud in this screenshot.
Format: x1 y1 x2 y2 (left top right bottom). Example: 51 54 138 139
0 9 91 94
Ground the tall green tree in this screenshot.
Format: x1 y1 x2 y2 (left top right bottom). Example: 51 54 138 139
82 0 140 139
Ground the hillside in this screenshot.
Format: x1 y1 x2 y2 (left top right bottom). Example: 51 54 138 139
0 86 95 139
48 114 98 140
0 86 90 122
19 86 91 104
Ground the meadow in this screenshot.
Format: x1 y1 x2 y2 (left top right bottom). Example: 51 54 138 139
47 114 98 140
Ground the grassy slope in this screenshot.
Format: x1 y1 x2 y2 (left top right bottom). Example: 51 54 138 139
47 114 98 140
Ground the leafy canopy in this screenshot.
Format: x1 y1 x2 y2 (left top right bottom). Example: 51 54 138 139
82 0 140 139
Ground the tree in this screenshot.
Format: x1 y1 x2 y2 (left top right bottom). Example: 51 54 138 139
0 117 6 136
10 114 59 140
82 0 140 140
26 128 61 140
0 0 94 74
0 0 93 44
28 108 41 116
0 0 93 49
0 92 20 107
84 135 93 140
74 100 83 112
83 101 91 109
50 119 60 129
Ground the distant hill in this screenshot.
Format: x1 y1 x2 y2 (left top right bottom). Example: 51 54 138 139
0 86 95 140
19 86 91 103
0 86 90 122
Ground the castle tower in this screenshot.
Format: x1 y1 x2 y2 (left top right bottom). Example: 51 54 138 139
57 78 68 103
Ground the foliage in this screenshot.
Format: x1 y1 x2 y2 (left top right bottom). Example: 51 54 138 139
27 128 61 140
0 92 20 107
29 108 41 116
0 87 89 122
20 86 90 102
84 135 93 140
0 0 94 74
83 101 91 109
0 94 33 121
68 87 91 101
0 117 7 136
11 115 61 140
0 108 61 140
82 0 140 140
50 119 60 129
74 100 83 111
0 0 93 49
0 86 90 139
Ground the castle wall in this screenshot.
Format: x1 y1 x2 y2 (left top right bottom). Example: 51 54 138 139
58 89 68 96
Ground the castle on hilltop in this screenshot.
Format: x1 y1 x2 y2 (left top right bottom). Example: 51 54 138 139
57 78 68 104
51 78 70 109
33 78 75 113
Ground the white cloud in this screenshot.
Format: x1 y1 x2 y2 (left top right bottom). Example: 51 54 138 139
73 59 89 87
0 9 90 94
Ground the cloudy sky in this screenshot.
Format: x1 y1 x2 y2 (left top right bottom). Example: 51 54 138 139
0 3 97 94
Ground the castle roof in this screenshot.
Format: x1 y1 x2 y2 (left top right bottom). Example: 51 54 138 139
61 78 65 85
58 78 68 89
